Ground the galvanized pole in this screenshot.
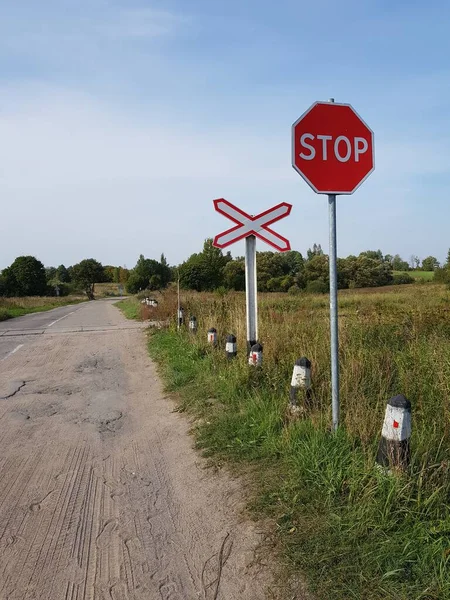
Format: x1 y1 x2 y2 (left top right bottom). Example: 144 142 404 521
327 97 339 431
245 235 258 354
328 194 339 430
177 271 181 331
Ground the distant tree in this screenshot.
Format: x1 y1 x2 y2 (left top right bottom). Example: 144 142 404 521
410 255 420 269
179 240 231 291
392 254 410 271
56 264 70 283
351 255 393 288
223 260 245 291
279 250 305 276
307 243 324 261
103 266 116 282
360 249 384 261
126 255 171 294
421 256 440 271
256 252 285 291
304 254 329 285
72 259 105 299
45 267 57 282
119 266 129 284
0 267 18 296
5 256 47 296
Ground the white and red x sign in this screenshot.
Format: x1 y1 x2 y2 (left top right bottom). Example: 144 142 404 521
213 198 292 252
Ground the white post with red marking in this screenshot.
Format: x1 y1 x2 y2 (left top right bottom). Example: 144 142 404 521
376 394 411 471
213 198 291 356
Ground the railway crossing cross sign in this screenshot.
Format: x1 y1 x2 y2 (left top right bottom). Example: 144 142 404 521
213 197 292 357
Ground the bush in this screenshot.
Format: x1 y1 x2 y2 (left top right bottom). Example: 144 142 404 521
288 284 302 295
392 272 415 285
306 279 328 294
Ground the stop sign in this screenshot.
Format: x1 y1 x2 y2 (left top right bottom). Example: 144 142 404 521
292 101 374 195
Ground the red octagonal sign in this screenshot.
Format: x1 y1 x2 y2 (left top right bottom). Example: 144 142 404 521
292 101 374 195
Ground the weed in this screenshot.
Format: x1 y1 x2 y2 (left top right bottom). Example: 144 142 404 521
145 284 450 599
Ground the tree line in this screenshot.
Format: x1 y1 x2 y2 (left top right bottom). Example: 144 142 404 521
176 241 442 293
0 245 444 298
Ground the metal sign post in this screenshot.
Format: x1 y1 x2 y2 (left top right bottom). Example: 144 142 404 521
177 271 181 330
292 98 375 430
245 235 258 353
328 193 339 431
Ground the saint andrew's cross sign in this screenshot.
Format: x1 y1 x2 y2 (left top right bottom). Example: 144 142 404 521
212 197 292 361
213 198 292 252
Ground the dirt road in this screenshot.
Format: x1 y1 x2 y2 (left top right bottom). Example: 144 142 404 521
0 300 270 600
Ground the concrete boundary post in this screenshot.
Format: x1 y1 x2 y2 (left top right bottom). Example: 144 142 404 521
189 316 197 333
248 342 263 367
376 394 411 471
289 357 312 409
226 334 237 359
207 327 218 346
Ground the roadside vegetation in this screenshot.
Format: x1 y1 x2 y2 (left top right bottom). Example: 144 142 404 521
115 296 141 320
0 296 87 321
141 283 450 600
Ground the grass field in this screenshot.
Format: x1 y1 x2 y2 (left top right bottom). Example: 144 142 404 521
394 270 435 281
0 296 87 321
140 283 450 600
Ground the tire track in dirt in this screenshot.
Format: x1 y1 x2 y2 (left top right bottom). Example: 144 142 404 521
0 300 276 600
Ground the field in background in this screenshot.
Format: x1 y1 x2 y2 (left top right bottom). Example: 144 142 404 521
394 270 435 281
0 296 87 321
135 282 450 600
94 282 128 297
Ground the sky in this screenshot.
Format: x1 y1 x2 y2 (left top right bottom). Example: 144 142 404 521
1 0 450 270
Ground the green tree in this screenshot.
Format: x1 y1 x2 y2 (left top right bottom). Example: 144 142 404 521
304 254 329 285
421 256 440 271
56 265 71 283
391 254 410 271
6 256 47 296
360 249 384 261
223 260 245 291
179 240 231 291
126 254 171 293
0 267 18 296
306 243 324 261
45 267 57 282
256 252 284 291
72 259 105 299
103 266 116 282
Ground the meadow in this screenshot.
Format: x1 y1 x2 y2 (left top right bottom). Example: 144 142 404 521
119 283 450 599
0 296 87 321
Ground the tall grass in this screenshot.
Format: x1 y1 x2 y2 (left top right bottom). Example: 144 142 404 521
0 296 86 320
146 284 450 599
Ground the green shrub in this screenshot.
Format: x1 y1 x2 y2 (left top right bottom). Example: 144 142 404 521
305 279 328 294
392 272 415 285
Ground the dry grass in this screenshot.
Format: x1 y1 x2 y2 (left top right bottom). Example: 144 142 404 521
147 282 450 599
0 296 87 320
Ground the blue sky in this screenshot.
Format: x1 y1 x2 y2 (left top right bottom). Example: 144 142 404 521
1 0 450 269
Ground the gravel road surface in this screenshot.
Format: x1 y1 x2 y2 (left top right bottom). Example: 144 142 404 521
0 300 271 600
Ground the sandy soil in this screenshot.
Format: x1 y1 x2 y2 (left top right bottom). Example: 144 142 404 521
0 301 273 600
